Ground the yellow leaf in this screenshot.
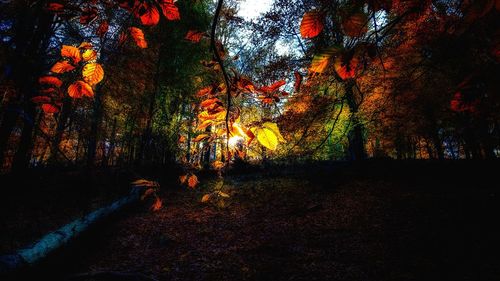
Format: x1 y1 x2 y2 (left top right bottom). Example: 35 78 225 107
51 61 75 73
188 174 199 189
82 49 97 61
82 63 104 86
255 127 278 150
61 45 81 64
217 191 230 198
201 194 211 203
262 122 286 143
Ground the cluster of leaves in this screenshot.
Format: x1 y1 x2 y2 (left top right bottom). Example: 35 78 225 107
33 43 103 113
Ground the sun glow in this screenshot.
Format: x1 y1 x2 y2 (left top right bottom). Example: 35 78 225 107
228 135 244 148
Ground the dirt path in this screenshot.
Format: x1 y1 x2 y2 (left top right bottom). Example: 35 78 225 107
55 173 500 281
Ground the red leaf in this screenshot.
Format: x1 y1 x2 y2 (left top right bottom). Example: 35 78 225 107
41 104 59 114
159 0 180 21
39 76 63 88
300 11 324 39
259 80 286 93
31 96 51 104
46 3 64 13
136 3 160 26
97 21 109 37
293 71 302 92
185 30 205 43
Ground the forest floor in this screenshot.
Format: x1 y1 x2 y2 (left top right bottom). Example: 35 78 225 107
1 160 500 281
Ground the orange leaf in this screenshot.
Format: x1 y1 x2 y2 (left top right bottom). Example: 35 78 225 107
150 197 162 211
188 174 199 189
193 134 210 142
300 11 324 39
129 27 148 48
335 57 359 80
159 0 180 21
67 81 94 98
200 98 222 108
61 45 81 65
39 76 62 87
179 175 188 184
51 61 75 73
82 63 104 86
185 30 205 42
201 194 211 203
41 103 59 114
259 80 286 93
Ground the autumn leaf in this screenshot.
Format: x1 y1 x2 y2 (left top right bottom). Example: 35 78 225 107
46 3 64 12
132 179 158 187
300 11 324 39
150 197 162 211
193 134 210 142
160 0 180 21
97 21 109 37
200 98 222 108
188 174 199 189
67 81 94 98
335 56 359 80
31 96 52 104
342 12 368 37
82 49 97 62
185 30 205 43
78 42 93 49
259 80 286 93
51 61 75 73
179 175 188 184
61 45 81 65
293 71 303 92
254 127 279 150
136 3 160 26
39 76 62 88
41 103 59 114
217 191 230 198
196 120 213 131
309 46 343 74
82 63 104 86
201 194 211 203
262 122 286 143
129 27 148 48
212 160 225 170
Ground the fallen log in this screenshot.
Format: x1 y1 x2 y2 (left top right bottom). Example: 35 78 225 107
0 181 158 276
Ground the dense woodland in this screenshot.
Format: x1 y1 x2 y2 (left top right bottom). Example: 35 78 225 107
0 0 498 175
0 1 499 279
